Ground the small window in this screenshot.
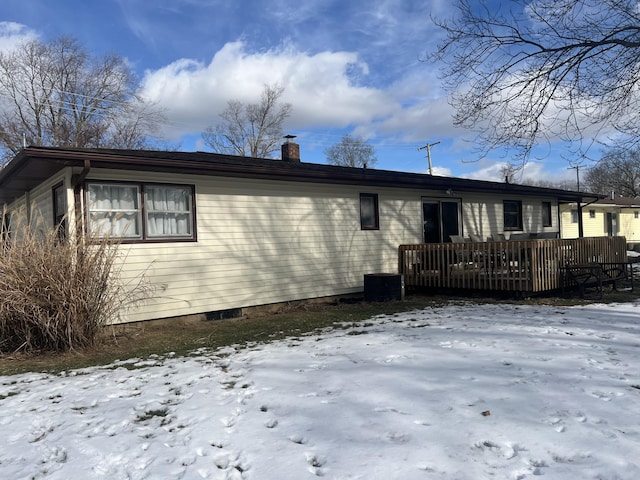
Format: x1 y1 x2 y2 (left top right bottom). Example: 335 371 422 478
503 200 523 231
52 183 67 239
635 211 639 219
589 209 596 219
360 193 379 230
542 201 552 227
570 209 579 224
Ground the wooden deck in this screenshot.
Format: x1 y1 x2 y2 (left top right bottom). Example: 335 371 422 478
399 236 629 293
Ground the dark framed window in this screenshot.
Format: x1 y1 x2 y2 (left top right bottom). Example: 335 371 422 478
360 193 379 230
635 211 639 219
589 209 596 219
542 201 552 227
503 200 523 231
86 181 196 242
145 185 194 238
52 182 67 239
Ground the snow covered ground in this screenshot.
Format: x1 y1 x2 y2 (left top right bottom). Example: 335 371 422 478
1 301 640 480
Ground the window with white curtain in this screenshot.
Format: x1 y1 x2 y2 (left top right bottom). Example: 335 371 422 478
145 185 193 238
86 182 195 241
87 183 142 238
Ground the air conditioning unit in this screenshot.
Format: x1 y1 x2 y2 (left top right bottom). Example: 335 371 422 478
364 273 405 302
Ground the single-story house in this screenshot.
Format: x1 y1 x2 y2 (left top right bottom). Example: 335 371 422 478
560 195 640 242
0 142 601 323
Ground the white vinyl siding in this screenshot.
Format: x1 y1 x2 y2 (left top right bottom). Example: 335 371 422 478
460 194 558 239
561 204 640 240
7 166 564 324
584 209 607 237
560 206 580 238
85 170 422 323
619 210 640 241
6 172 70 236
562 205 640 240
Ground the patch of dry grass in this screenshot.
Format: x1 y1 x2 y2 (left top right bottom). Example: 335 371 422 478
2 287 638 377
0 210 149 354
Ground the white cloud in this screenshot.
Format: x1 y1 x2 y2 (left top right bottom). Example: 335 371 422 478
139 41 398 140
431 166 452 176
0 22 37 51
376 97 457 142
460 159 569 184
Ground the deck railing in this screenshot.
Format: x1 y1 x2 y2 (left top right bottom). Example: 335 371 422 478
398 236 628 293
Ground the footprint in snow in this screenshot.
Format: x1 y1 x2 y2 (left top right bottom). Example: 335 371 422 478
590 390 623 401
288 434 307 444
264 418 278 428
473 440 524 459
547 417 567 432
374 406 409 415
305 451 326 476
220 408 244 428
386 431 410 444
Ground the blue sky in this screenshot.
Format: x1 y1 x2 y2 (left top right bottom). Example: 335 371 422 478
0 0 583 184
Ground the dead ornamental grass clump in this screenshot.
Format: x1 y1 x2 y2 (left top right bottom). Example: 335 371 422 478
0 212 149 353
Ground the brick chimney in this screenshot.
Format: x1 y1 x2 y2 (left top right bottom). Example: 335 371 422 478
281 135 300 162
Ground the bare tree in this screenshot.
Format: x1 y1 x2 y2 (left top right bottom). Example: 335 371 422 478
522 178 576 191
0 36 163 164
584 148 640 197
325 134 377 168
202 83 292 158
500 164 518 184
432 0 640 166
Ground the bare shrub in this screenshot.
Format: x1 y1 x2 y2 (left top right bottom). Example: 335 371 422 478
0 209 149 353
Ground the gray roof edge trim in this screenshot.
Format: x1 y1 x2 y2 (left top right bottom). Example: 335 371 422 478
7 147 604 201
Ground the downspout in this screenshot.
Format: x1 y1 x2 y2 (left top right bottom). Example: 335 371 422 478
577 196 584 238
72 159 91 237
25 191 31 224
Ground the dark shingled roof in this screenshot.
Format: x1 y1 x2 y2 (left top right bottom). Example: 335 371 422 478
0 146 603 205
594 197 640 207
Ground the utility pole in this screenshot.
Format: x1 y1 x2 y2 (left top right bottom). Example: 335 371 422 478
418 141 440 175
568 165 580 191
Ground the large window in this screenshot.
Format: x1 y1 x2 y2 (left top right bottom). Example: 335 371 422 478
360 193 379 230
86 182 195 241
503 200 523 231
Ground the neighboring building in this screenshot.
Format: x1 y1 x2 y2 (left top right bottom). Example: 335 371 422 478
0 143 600 323
560 195 640 242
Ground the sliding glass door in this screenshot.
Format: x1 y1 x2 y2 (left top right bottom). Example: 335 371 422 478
422 199 461 243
